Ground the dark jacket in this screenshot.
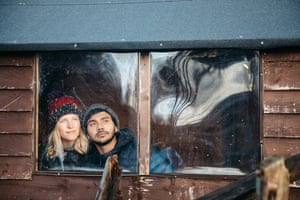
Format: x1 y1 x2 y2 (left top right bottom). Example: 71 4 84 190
86 128 183 173
86 128 137 172
40 147 88 171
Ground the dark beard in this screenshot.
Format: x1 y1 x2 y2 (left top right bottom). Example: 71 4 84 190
92 133 115 147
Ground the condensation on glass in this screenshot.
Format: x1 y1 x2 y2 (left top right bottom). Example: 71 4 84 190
38 52 138 172
150 50 260 175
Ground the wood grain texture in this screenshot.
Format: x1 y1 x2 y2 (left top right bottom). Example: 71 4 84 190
95 155 123 200
262 50 300 198
264 114 300 137
263 61 300 90
263 50 300 62
0 157 32 179
0 175 234 200
0 53 35 66
139 53 151 175
264 91 300 114
0 66 34 89
0 90 33 111
0 134 32 156
0 112 33 133
264 138 300 158
0 173 294 200
0 53 35 181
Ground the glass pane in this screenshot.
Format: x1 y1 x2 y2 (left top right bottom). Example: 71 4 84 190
38 52 138 172
150 50 260 175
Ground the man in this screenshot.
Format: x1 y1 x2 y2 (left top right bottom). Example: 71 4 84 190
83 104 182 173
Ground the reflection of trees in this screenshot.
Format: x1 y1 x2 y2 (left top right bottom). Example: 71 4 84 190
151 50 259 172
39 52 122 109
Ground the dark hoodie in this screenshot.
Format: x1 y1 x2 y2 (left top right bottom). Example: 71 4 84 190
40 147 88 171
86 128 138 172
86 128 183 173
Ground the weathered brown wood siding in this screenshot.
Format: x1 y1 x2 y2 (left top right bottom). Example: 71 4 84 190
263 49 300 198
0 53 34 180
0 50 300 199
263 50 300 158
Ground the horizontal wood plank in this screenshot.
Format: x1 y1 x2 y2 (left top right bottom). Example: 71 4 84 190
0 134 32 156
0 174 298 199
0 53 35 66
0 175 98 199
264 138 300 158
0 157 32 179
139 176 232 200
0 66 33 89
263 50 300 62
0 175 233 199
264 114 300 137
264 91 300 114
0 90 33 111
289 188 300 200
0 112 33 133
263 61 300 90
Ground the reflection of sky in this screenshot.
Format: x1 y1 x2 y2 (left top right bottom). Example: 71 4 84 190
151 52 254 126
175 61 252 126
153 97 176 122
151 52 177 59
112 53 138 107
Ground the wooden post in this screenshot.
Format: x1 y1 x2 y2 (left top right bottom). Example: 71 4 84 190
138 52 151 175
95 155 123 200
256 156 290 200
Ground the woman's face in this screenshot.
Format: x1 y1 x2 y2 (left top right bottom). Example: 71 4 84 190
57 113 81 147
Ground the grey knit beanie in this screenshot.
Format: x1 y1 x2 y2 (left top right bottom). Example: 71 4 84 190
83 104 120 131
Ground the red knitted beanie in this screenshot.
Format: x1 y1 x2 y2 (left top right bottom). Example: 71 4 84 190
48 96 83 132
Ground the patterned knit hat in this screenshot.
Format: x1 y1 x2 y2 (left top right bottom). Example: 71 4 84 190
48 95 83 132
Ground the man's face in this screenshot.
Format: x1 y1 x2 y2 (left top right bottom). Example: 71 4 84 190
86 111 117 144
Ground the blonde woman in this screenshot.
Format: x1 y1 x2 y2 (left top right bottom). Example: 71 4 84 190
40 95 88 171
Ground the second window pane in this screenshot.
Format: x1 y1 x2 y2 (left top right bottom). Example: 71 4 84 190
150 50 260 175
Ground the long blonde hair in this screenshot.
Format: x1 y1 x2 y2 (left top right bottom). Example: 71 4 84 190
47 125 88 159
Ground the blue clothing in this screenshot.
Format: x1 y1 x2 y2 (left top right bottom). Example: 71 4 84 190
150 146 183 173
86 128 183 173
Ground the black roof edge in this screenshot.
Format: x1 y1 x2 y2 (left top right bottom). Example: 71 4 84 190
0 38 299 52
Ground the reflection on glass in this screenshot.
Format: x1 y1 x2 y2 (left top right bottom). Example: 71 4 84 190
151 50 260 174
38 52 138 172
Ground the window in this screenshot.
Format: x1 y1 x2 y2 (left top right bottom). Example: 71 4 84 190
37 52 139 172
150 50 260 174
37 50 260 175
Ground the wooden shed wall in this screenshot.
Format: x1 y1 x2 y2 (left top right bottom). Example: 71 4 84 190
263 50 300 159
0 49 300 199
0 54 34 181
262 49 300 200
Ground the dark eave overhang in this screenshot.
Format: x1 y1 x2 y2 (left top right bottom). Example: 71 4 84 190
0 0 299 51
